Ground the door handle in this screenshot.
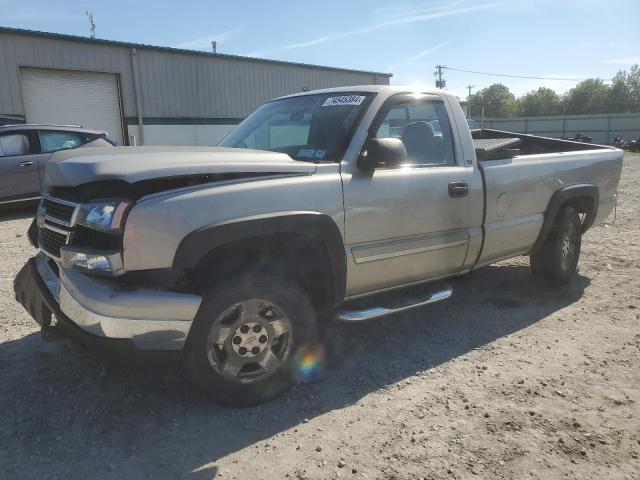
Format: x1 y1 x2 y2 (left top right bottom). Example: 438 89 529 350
448 181 469 198
19 161 34 167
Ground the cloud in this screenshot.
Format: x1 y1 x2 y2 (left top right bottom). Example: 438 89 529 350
0 0 70 22
604 57 640 65
374 1 467 21
282 1 499 50
581 41 632 49
387 42 449 72
174 31 235 51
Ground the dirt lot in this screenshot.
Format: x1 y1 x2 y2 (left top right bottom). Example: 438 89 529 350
1 154 639 480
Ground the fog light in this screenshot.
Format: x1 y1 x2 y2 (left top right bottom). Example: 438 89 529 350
70 252 111 271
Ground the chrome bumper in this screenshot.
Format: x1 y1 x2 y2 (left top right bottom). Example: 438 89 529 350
34 253 202 350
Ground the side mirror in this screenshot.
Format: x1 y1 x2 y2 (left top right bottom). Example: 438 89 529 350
357 138 407 171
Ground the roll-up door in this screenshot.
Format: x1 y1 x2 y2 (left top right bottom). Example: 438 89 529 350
20 67 124 145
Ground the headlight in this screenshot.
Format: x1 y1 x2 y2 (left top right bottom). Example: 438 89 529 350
76 200 130 232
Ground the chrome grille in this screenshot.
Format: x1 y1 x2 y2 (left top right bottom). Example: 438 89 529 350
42 198 75 224
39 225 70 258
38 195 78 259
41 196 79 227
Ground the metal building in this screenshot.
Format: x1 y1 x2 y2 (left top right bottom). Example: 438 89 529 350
0 27 391 146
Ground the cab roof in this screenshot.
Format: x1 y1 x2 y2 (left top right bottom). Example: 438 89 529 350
0 124 106 135
276 85 454 101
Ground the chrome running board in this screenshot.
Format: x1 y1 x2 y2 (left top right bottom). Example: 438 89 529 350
335 281 453 322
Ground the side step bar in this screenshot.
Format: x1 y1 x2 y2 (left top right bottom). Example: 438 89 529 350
335 281 453 322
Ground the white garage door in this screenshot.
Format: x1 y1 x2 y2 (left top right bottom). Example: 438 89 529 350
20 68 124 145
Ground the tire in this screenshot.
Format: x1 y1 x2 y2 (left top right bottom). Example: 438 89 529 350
530 206 582 286
182 273 318 406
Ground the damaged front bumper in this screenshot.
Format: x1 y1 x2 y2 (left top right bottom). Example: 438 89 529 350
14 253 202 360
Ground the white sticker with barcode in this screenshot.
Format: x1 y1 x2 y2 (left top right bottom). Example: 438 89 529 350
322 95 366 107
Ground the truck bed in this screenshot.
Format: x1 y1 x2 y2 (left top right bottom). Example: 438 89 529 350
472 128 622 268
472 129 612 161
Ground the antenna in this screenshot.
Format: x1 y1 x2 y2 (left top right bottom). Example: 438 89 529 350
85 11 96 39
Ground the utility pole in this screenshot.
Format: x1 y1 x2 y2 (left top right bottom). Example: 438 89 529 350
85 11 96 39
466 84 475 117
434 65 445 89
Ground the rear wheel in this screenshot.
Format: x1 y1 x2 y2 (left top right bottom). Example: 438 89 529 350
530 206 582 286
182 273 318 406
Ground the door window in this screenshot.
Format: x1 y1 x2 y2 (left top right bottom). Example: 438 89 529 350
376 101 456 166
39 131 84 153
0 133 30 157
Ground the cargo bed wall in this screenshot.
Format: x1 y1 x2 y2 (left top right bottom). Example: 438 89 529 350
472 129 612 157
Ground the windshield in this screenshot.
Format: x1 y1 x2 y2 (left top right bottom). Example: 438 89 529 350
218 93 372 162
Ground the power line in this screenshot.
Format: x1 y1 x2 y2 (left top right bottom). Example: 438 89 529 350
442 66 604 82
434 64 445 88
467 84 475 99
466 85 474 117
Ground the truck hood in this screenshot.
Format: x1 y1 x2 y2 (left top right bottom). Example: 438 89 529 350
46 146 317 187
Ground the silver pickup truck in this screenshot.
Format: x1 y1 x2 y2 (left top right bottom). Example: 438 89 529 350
14 86 623 405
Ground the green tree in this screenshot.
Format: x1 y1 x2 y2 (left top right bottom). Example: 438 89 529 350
627 63 640 112
468 83 518 118
608 70 630 113
519 87 562 116
564 79 610 114
618 64 640 112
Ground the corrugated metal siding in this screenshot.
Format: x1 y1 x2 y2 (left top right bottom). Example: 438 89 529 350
0 32 136 116
133 48 386 118
0 30 389 121
481 113 640 145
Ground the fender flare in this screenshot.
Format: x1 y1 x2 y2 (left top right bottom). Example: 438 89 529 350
530 184 599 254
173 212 346 306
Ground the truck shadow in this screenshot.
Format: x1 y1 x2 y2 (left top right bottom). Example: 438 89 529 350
0 263 589 479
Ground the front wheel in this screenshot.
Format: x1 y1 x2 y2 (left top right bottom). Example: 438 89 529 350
182 273 318 406
530 206 582 286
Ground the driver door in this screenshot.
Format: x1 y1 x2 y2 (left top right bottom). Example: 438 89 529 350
342 95 474 296
0 131 42 203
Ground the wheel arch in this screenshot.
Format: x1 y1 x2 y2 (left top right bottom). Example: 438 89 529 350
173 212 346 311
530 184 598 254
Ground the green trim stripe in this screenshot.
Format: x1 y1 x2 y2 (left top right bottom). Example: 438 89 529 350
125 117 243 126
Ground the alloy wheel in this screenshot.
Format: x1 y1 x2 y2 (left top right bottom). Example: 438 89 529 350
205 299 293 384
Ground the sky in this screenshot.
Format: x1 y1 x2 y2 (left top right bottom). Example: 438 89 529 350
1 0 639 100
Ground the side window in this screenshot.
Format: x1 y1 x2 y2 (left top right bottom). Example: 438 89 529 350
375 101 456 166
38 131 84 153
0 133 30 157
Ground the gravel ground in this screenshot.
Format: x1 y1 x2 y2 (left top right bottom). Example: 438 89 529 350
1 154 639 480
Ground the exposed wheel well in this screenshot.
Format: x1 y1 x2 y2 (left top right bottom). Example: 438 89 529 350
558 195 596 232
192 233 339 313
530 185 598 255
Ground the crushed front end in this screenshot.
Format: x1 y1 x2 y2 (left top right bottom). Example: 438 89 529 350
14 193 202 364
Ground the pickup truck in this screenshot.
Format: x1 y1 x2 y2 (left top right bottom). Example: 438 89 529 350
14 86 623 405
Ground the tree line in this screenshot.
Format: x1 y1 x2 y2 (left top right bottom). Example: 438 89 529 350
467 64 640 118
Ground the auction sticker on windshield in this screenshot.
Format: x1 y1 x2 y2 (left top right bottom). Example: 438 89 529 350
322 95 366 107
